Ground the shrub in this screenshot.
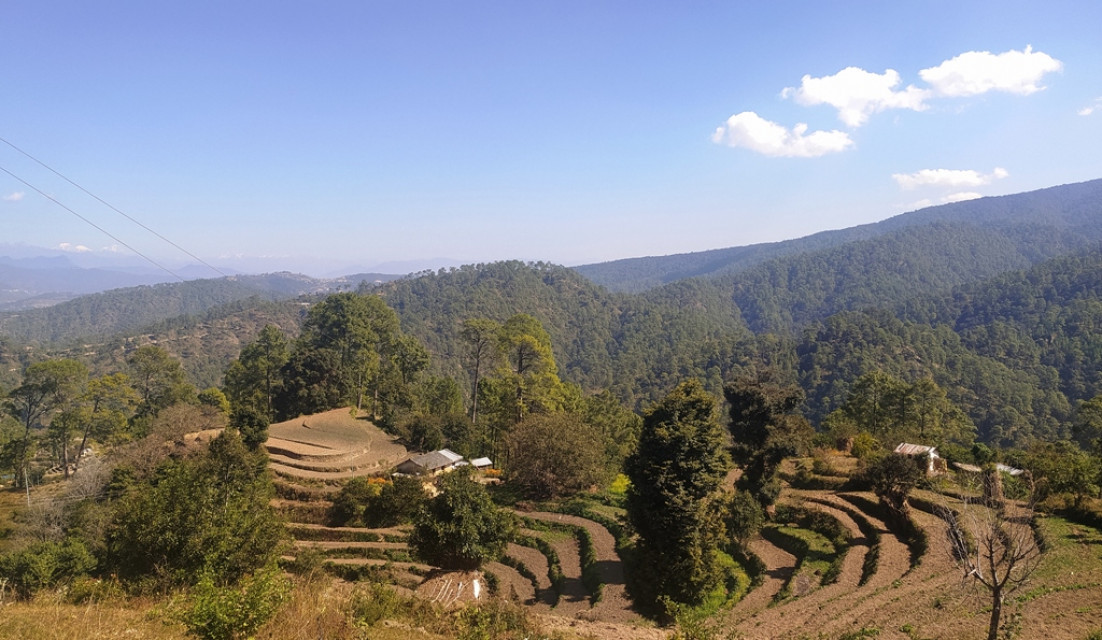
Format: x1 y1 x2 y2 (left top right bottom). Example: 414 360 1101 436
179 564 290 640
0 537 96 598
364 475 428 527
329 476 381 527
409 469 514 570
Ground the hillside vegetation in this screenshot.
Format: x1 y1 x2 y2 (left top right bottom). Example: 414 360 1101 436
576 178 1102 293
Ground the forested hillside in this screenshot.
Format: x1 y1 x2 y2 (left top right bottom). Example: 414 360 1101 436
2 180 1101 448
376 261 751 407
0 272 387 345
576 178 1102 293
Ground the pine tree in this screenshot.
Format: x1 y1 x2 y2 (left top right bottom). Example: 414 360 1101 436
625 379 731 611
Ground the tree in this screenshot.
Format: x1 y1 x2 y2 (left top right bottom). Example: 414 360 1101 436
198 387 231 415
506 413 606 500
832 371 909 439
1072 394 1102 450
725 371 812 508
625 379 731 610
475 314 570 462
128 346 196 424
580 390 643 478
941 474 1043 640
365 476 428 528
828 372 974 448
497 313 562 422
408 470 514 570
459 318 500 426
906 376 975 445
3 359 88 486
73 373 138 472
107 430 284 587
295 293 400 414
230 406 270 451
864 452 925 516
223 324 289 421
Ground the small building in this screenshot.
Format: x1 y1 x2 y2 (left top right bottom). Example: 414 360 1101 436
894 442 946 475
396 448 465 476
469 457 493 470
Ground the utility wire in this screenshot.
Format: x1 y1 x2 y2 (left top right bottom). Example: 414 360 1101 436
0 163 186 282
0 135 227 277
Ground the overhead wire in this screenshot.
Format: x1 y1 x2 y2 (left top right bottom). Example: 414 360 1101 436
0 163 186 282
0 135 227 278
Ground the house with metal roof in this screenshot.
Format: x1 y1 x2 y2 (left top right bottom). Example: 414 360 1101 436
396 448 465 476
894 442 946 474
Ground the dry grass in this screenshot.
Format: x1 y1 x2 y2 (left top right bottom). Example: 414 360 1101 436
0 594 188 640
268 408 403 454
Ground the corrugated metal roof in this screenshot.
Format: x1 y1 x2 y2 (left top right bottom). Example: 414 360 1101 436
470 457 492 468
895 442 937 456
439 449 463 463
405 451 459 471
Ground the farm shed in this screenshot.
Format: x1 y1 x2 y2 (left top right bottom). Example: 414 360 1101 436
396 448 464 476
894 442 946 474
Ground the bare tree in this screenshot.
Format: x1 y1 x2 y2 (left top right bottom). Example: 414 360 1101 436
940 469 1044 640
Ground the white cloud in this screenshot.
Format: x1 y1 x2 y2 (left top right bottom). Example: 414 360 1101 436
782 67 929 127
3 191 24 202
711 111 853 157
1079 97 1102 116
920 46 1062 98
892 167 1009 190
942 191 983 203
57 242 92 253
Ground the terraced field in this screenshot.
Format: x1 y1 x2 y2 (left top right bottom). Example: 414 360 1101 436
270 419 1102 639
266 408 409 482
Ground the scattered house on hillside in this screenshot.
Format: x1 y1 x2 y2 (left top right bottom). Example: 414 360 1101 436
396 448 464 476
894 442 947 475
469 457 493 470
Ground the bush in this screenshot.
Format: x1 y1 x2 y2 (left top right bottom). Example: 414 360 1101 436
179 564 290 640
66 575 126 604
329 476 382 526
0 538 96 598
365 475 428 527
348 582 405 626
724 490 765 546
107 430 284 588
409 470 514 570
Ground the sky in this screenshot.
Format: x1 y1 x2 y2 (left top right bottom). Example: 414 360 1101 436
2 1 1101 277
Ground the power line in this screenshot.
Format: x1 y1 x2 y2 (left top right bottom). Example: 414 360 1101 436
0 163 186 282
0 135 227 277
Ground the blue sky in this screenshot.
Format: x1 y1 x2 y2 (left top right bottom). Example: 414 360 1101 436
2 1 1101 276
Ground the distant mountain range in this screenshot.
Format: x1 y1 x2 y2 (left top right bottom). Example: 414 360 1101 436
0 245 411 312
574 179 1102 293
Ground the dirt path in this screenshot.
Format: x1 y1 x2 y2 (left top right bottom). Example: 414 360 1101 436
505 542 555 607
536 614 670 640
486 560 536 603
520 511 641 624
771 494 954 640
547 532 590 615
286 522 407 538
727 489 920 639
832 492 912 589
728 495 870 635
731 536 797 617
293 539 407 550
